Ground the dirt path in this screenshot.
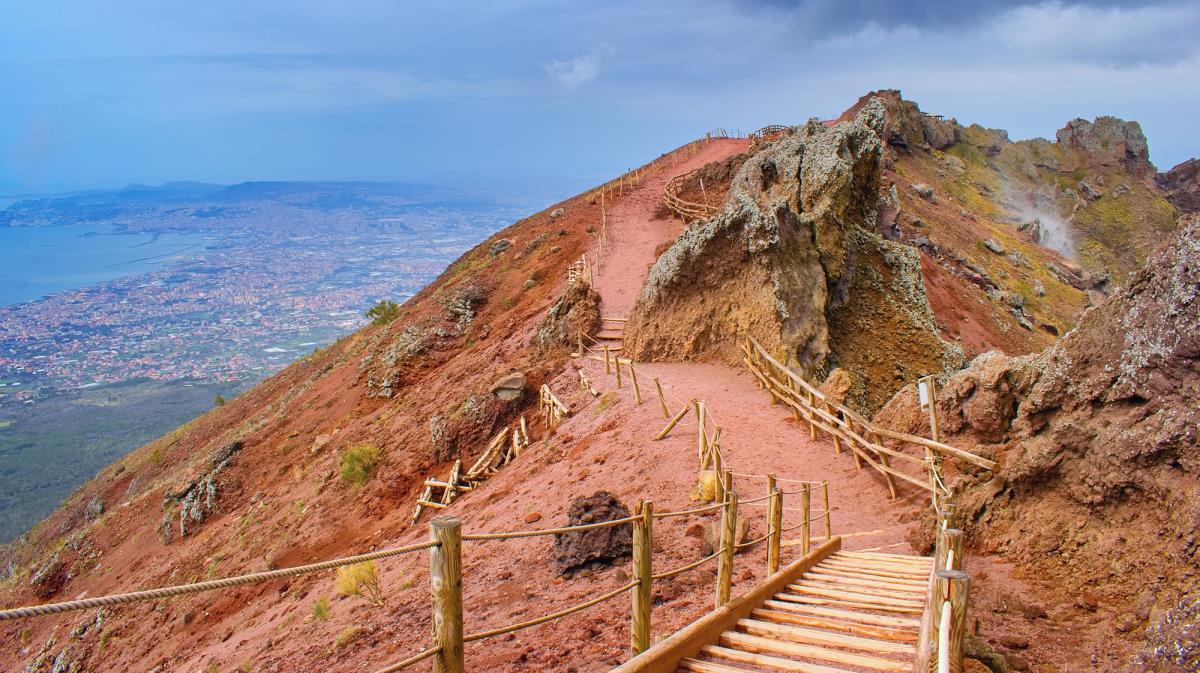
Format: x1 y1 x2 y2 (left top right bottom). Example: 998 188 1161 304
582 139 924 553
593 138 746 318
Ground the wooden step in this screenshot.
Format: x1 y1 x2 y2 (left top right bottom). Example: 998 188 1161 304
807 567 928 588
602 316 628 322
803 572 928 594
829 553 931 571
700 645 857 673
792 580 927 602
784 585 925 610
719 631 909 672
760 601 921 630
737 618 915 656
596 331 625 339
751 608 919 643
773 593 924 615
815 560 930 581
679 658 754 673
838 550 931 565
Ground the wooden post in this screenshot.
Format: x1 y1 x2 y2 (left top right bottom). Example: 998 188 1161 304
806 391 817 441
696 401 708 460
430 516 464 673
940 528 964 572
712 448 726 503
822 481 832 539
630 363 643 405
715 488 738 608
931 569 970 673
654 403 691 441
827 403 841 454
604 345 612 374
653 378 670 419
615 357 623 388
766 477 782 575
631 500 653 654
800 483 812 555
577 331 584 358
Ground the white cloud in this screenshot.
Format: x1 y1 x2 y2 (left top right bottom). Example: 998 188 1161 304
543 46 613 87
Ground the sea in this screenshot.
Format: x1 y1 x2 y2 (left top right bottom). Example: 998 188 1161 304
0 224 206 307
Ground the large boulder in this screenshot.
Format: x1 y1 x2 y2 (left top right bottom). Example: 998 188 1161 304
624 96 961 411
1056 116 1154 178
875 214 1200 649
553 492 633 575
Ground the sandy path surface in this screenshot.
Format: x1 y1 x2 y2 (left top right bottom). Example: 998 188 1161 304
584 138 924 552
593 138 746 318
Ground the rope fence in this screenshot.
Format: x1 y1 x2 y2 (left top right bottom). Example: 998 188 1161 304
0 539 438 621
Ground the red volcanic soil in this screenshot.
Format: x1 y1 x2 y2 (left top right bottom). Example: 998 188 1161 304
1 132 1086 673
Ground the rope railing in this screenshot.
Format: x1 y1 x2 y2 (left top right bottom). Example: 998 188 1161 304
371 646 442 673
0 539 439 621
462 514 639 541
464 580 639 643
650 550 722 581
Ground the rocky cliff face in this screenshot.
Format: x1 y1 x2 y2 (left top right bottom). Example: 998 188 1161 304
1157 158 1200 214
623 98 962 411
875 214 1200 666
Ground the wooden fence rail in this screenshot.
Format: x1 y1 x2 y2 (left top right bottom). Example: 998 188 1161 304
741 336 995 512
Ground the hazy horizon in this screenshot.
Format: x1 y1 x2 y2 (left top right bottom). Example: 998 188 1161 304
3 1 1199 195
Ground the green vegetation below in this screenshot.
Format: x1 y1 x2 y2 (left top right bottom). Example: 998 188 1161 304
0 378 243 542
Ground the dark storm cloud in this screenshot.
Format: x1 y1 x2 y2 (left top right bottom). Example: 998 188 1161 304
730 0 1165 35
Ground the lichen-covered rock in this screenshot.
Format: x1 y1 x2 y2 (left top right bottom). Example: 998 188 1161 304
624 96 960 412
159 440 243 543
1056 116 1154 178
552 492 632 575
875 214 1200 620
534 283 601 354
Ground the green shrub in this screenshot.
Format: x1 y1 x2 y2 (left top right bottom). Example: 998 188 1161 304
339 444 380 486
214 395 226 407
365 300 400 326
312 597 330 620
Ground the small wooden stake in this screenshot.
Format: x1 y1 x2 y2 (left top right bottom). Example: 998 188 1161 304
715 489 739 608
654 378 670 418
631 500 653 654
604 345 612 374
615 357 623 388
654 403 691 441
430 516 464 673
630 363 642 405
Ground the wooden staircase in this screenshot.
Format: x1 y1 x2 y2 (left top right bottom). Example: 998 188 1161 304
595 316 626 355
675 550 932 673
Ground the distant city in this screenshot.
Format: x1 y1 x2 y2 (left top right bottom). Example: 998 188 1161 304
0 180 552 540
0 181 540 404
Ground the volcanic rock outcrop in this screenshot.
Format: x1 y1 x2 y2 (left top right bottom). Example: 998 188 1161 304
875 213 1200 658
624 97 962 411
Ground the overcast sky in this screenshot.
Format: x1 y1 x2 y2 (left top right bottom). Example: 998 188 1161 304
2 0 1198 194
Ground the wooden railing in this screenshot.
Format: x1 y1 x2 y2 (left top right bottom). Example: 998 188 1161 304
663 167 721 222
741 337 995 513
914 508 970 672
748 124 791 150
